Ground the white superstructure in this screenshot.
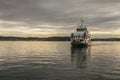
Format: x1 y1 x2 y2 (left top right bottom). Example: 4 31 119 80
71 20 91 46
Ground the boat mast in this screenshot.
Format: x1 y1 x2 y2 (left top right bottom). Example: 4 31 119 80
80 19 84 28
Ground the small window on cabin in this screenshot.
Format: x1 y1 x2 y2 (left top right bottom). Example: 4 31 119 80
76 28 85 31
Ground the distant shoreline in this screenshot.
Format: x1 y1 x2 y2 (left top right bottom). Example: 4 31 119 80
0 36 120 41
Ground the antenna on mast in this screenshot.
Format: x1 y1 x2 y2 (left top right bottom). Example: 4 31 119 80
81 19 84 24
80 19 84 28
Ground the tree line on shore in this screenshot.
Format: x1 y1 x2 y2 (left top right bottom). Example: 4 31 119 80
0 36 120 41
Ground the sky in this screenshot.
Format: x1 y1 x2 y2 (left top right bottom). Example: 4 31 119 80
0 0 120 38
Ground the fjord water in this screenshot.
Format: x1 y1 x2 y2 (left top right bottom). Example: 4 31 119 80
0 41 120 80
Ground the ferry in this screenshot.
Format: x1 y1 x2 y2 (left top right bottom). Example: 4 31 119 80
71 20 91 47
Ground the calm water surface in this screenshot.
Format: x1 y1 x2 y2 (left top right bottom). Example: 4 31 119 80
0 41 120 80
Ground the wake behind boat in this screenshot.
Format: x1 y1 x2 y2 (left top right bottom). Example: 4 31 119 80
71 20 91 47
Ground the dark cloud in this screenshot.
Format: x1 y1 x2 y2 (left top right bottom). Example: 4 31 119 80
0 0 120 37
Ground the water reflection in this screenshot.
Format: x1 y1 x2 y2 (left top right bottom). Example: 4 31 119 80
71 47 91 68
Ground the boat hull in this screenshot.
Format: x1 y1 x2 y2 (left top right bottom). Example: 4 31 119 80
71 41 91 47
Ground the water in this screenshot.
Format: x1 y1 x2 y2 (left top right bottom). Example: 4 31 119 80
0 41 120 80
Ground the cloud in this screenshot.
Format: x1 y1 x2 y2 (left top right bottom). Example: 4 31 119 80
0 0 120 37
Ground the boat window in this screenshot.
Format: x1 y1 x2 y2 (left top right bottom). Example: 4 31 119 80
76 28 85 31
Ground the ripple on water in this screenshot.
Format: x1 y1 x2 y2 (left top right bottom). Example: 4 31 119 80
0 41 120 80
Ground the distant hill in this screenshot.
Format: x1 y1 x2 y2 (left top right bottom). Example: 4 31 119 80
91 38 120 41
0 36 70 41
0 36 120 41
